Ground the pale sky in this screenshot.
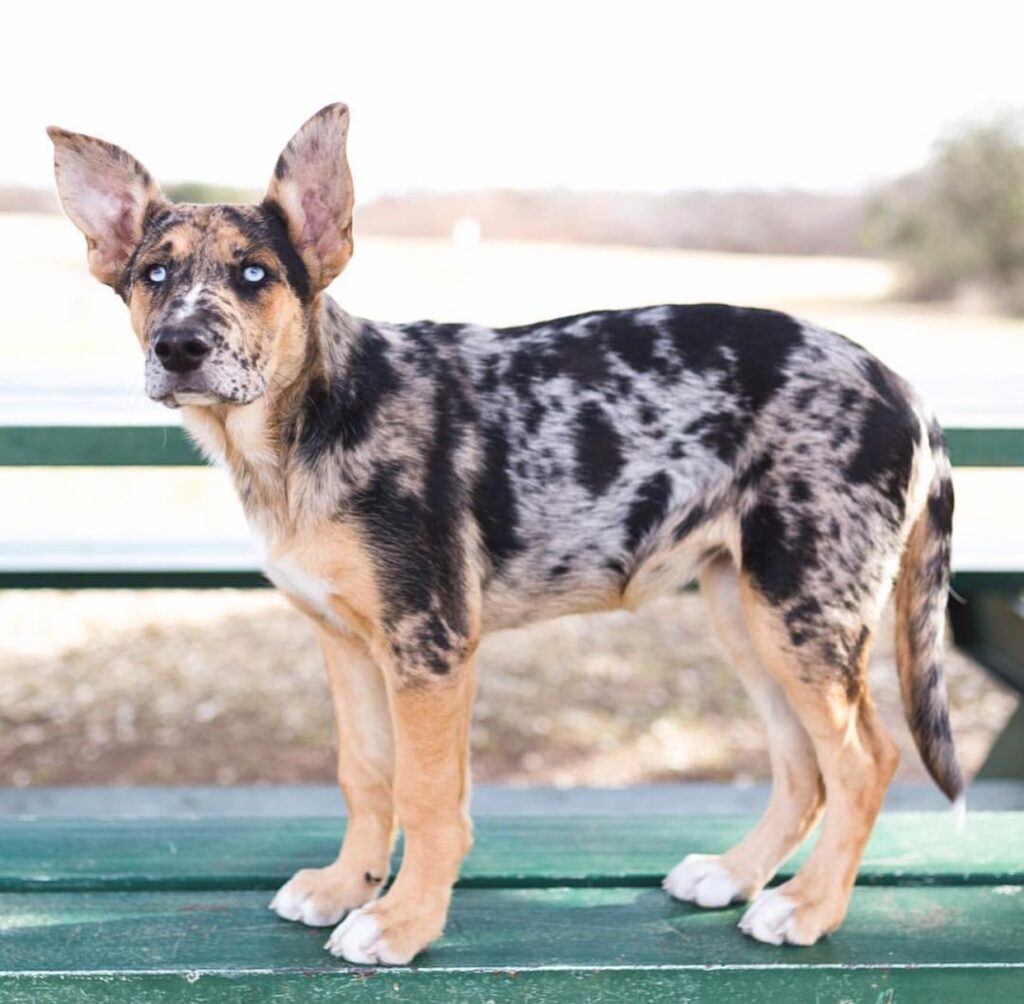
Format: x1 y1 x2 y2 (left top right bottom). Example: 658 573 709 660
6 0 1023 199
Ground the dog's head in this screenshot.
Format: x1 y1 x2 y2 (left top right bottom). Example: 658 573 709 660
48 104 353 408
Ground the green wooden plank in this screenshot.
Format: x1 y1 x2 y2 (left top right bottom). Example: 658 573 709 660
7 569 1018 592
0 814 1018 893
0 570 270 589
2 568 1020 591
0 568 1018 591
0 887 1021 1001
0 423 1018 467
0 970 1021 1004
953 570 1024 593
0 426 203 466
946 425 1024 467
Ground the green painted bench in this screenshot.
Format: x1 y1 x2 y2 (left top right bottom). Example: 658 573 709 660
1 378 1023 996
0 813 1021 1000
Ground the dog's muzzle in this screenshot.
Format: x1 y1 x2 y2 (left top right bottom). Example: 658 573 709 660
144 327 264 408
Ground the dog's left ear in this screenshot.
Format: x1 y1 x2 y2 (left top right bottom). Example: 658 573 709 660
264 103 354 292
47 127 165 288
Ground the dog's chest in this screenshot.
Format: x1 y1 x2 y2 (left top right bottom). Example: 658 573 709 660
263 552 342 627
250 518 377 639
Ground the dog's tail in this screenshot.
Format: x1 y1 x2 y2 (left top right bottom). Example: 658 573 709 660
894 419 964 808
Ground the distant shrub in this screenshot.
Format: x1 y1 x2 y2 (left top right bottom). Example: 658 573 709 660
864 111 1024 312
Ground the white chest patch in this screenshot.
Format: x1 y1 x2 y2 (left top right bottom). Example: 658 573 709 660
264 553 352 635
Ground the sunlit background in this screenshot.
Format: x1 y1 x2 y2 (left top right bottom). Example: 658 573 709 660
1 0 1021 789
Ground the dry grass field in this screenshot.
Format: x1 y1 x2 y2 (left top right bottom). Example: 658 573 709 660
0 212 1020 789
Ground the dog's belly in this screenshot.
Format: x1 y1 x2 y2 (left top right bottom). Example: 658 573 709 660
479 516 731 632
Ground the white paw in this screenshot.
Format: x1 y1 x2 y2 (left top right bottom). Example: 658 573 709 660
325 907 407 965
739 889 796 945
269 874 348 928
663 854 743 908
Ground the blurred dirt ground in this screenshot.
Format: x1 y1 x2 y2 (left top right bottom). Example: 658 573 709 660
0 589 1014 789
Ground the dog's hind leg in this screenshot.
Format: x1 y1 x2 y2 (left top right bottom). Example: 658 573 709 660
664 556 825 908
270 626 396 927
735 576 898 945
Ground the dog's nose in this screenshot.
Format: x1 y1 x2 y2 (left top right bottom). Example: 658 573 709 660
152 327 212 373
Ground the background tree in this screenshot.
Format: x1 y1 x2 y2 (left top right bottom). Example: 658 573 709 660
864 110 1024 312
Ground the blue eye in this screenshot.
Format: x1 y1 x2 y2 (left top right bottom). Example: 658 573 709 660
147 264 167 283
242 265 265 284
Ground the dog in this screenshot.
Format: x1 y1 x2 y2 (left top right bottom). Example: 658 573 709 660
48 103 962 964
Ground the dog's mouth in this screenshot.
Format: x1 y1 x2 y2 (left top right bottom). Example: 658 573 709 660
156 389 225 409
153 386 259 409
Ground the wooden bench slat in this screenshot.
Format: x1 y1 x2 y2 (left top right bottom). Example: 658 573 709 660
0 886 1022 997
0 814 1018 893
3 422 1022 466
946 426 1024 467
2 373 1021 468
0 540 271 589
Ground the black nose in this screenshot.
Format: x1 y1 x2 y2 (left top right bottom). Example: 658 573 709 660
152 328 212 373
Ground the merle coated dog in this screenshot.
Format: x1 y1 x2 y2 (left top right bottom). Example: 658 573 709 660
49 104 961 963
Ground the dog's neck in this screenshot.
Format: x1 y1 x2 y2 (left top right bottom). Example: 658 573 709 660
179 294 365 537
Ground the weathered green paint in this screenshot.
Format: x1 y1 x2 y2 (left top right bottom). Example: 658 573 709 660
0 970 1021 1004
0 887 1021 1001
1 422 1019 468
0 816 1021 1000
0 814 1018 893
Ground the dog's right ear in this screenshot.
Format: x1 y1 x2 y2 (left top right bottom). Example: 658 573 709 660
47 127 165 288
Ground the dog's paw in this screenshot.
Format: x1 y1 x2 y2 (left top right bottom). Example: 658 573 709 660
270 865 382 928
324 886 450 966
325 907 410 965
738 888 797 944
663 854 744 908
740 884 842 946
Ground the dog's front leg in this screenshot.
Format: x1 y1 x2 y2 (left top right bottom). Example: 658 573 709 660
271 627 396 927
327 648 476 965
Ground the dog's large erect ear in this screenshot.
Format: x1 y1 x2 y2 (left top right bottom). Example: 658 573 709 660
264 103 354 291
47 127 164 288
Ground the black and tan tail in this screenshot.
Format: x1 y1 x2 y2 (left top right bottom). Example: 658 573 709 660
894 421 964 805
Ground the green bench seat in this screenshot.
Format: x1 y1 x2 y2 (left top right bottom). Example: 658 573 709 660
0 814 1021 1000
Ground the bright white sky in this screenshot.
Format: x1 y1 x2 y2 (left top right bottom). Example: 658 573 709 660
6 0 1022 199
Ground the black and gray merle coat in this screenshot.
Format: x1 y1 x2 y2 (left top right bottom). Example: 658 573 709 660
292 299 959 801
